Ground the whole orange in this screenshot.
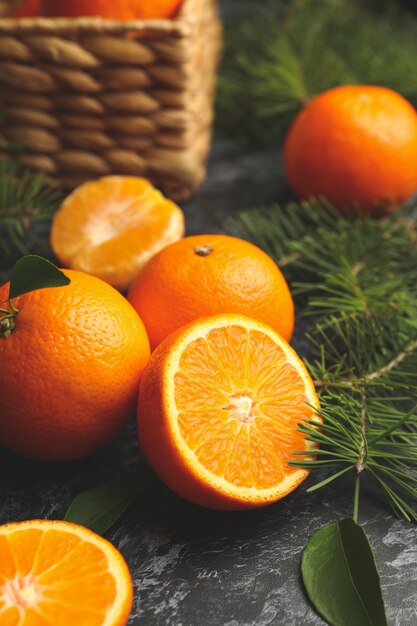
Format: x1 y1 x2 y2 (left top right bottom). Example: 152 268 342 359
284 85 417 213
0 270 150 461
41 0 182 18
128 234 295 350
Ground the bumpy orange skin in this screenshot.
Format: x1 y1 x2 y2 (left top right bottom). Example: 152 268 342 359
41 0 182 18
11 0 40 17
128 234 295 350
284 85 417 213
0 270 150 461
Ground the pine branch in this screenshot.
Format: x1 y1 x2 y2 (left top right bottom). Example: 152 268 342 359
0 161 61 263
225 198 417 523
217 0 417 144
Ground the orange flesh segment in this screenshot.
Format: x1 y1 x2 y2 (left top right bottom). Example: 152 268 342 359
174 325 312 490
53 177 155 260
0 524 129 626
0 608 20 626
52 176 184 289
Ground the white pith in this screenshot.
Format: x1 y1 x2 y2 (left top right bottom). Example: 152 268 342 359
3 573 40 612
226 394 255 425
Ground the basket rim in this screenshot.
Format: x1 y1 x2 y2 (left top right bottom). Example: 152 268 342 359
0 0 208 37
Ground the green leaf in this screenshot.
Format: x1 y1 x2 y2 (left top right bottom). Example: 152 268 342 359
302 518 387 626
8 255 70 301
64 466 155 535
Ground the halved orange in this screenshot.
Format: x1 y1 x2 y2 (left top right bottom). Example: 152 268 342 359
51 176 185 292
0 520 133 626
138 314 320 510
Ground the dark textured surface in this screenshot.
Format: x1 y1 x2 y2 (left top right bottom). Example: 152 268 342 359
2 136 417 626
1 2 417 624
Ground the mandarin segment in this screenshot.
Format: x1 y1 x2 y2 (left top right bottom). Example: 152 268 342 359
51 176 185 292
0 608 20 626
43 573 117 607
37 603 105 626
246 330 287 388
255 417 307 468
178 410 230 451
223 425 253 488
174 373 228 412
138 314 320 510
44 570 117 595
249 427 285 489
206 326 250 393
38 541 108 585
32 531 81 577
6 530 43 577
194 421 239 478
18 608 51 626
178 335 236 395
0 536 17 581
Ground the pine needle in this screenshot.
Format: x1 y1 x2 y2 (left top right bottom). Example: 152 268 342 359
217 0 417 144
225 199 417 522
0 161 61 263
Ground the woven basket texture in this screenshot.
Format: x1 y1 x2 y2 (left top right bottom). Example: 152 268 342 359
0 0 222 199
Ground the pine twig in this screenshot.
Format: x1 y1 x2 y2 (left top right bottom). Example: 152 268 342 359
226 197 417 523
0 160 61 262
314 338 417 389
217 0 417 145
356 391 367 475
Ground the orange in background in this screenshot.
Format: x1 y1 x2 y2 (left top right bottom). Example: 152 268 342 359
51 176 185 293
129 234 295 351
138 314 320 510
0 519 133 626
0 270 150 461
41 0 136 18
284 84 417 213
134 0 182 18
11 0 40 17
41 0 182 19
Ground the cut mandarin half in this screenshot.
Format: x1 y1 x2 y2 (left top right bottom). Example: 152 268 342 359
138 314 320 510
51 176 185 292
0 520 133 626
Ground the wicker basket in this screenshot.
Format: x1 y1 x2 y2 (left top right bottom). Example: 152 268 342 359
0 0 222 199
